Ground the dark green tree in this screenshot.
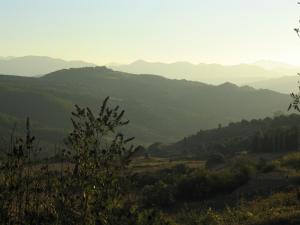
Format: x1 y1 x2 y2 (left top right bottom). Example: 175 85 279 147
289 2 300 111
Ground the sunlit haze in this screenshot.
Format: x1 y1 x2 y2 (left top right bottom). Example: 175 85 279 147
1 0 300 65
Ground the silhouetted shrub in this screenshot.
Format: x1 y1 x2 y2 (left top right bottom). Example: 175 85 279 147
141 181 175 208
281 152 300 170
206 152 226 168
0 97 172 225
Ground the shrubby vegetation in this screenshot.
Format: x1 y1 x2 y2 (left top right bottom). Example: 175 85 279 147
176 190 300 225
134 156 258 209
0 98 174 225
205 152 226 168
281 152 300 171
150 114 300 158
257 158 281 173
135 152 300 225
0 98 299 225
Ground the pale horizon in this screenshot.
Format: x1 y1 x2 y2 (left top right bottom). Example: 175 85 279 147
1 0 300 66
1 55 300 68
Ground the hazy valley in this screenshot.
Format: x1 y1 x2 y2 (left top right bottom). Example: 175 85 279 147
0 62 292 147
2 1 300 224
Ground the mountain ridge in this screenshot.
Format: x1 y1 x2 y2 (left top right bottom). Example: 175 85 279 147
0 56 96 76
0 66 291 148
110 60 294 85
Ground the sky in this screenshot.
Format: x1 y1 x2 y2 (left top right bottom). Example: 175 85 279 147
1 0 300 65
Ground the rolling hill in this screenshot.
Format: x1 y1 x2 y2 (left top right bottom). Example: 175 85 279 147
0 66 292 149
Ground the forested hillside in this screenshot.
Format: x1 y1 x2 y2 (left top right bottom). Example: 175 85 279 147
148 114 300 158
0 66 290 147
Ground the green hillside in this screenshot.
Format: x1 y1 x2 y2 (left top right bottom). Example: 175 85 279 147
148 114 300 158
0 66 291 147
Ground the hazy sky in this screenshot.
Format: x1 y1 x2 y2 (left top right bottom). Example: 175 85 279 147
1 0 300 65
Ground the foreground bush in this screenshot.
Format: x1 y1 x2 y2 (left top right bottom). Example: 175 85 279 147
136 157 256 208
175 168 250 202
176 189 300 225
205 152 226 169
281 152 300 171
0 97 172 225
141 181 175 208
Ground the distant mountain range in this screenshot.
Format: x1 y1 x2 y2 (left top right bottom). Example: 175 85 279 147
0 66 291 149
0 55 299 94
1 56 298 84
110 60 299 85
247 60 300 94
248 76 299 94
253 60 298 70
0 56 95 76
111 60 300 94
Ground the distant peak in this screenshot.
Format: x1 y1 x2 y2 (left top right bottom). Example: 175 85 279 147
69 66 112 72
218 82 238 88
42 66 113 78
